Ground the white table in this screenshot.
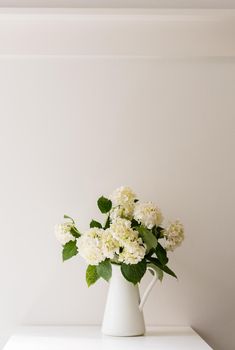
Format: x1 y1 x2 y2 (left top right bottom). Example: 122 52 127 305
3 326 212 350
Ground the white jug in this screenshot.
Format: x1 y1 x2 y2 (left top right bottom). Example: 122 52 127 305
101 264 158 337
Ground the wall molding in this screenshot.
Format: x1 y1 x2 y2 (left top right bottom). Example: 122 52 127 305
0 9 235 57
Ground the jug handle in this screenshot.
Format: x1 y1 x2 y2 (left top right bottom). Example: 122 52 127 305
139 266 158 312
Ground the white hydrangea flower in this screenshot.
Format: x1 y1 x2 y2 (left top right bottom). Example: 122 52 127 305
118 239 146 265
110 186 136 206
134 201 163 229
109 218 138 245
164 220 184 251
108 218 146 264
77 228 105 265
110 206 122 222
101 229 120 259
110 204 134 221
110 186 136 220
54 222 75 245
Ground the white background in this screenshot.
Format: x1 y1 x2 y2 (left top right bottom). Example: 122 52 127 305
0 0 235 8
0 9 235 350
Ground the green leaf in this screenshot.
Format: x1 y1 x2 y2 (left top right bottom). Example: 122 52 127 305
162 265 177 279
104 216 111 229
153 226 165 239
147 263 163 282
86 265 100 287
64 214 75 224
90 220 102 229
136 226 158 253
62 240 78 261
70 226 81 238
155 242 168 265
96 260 112 281
97 196 112 214
145 248 155 259
148 257 177 279
121 260 147 284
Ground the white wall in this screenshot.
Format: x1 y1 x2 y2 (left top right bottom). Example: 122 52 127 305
0 0 235 8
0 10 235 350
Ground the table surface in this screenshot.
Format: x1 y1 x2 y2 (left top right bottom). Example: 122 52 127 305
3 326 212 350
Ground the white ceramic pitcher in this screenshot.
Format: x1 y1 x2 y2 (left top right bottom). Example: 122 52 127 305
101 264 158 337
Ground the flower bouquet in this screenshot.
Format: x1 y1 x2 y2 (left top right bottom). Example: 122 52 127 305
55 186 184 286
